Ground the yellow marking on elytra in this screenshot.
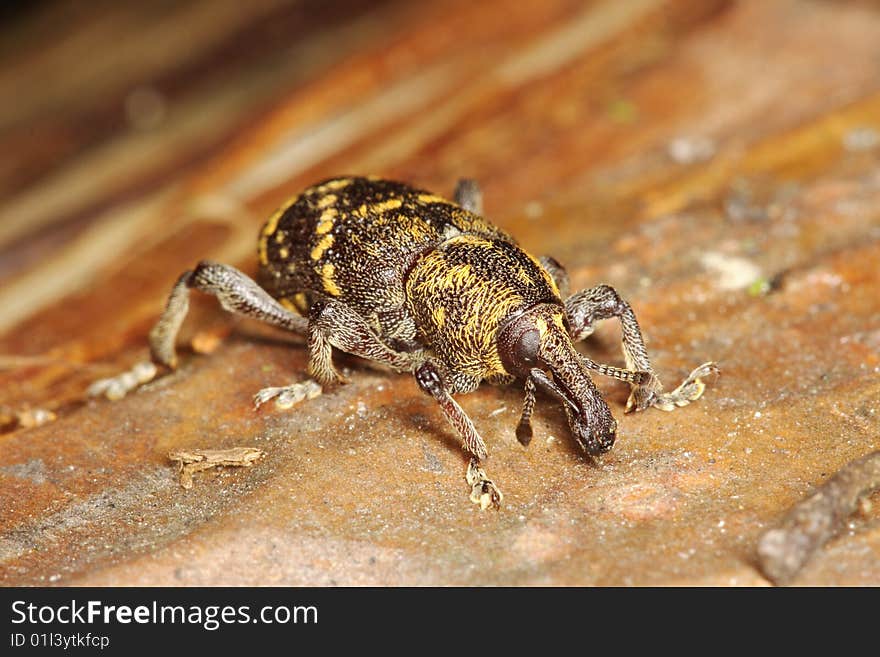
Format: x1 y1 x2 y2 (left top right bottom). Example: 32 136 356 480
317 178 352 192
310 234 334 261
287 262 297 273
275 230 286 244
258 237 269 265
293 292 309 312
316 207 337 234
262 196 298 238
279 298 298 311
369 198 403 214
258 195 300 265
417 193 449 204
317 194 337 209
279 247 289 259
321 263 341 296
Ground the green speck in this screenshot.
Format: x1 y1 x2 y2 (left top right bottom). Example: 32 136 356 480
607 99 638 124
261 364 274 373
747 277 771 297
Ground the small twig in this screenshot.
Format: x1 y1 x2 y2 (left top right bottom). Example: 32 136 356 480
757 450 880 585
168 447 265 489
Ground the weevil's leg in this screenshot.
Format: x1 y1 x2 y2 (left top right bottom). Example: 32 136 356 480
414 360 502 510
466 459 503 511
454 178 483 215
516 375 537 446
304 299 419 387
90 261 309 400
151 260 308 368
564 284 717 413
253 379 322 410
256 299 419 408
539 255 570 298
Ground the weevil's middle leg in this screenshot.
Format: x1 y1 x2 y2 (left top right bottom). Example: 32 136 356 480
415 359 502 509
564 284 717 413
305 300 419 385
256 299 420 409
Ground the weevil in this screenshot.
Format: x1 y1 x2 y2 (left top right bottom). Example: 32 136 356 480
90 177 717 509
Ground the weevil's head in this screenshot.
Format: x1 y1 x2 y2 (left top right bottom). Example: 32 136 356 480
499 304 617 455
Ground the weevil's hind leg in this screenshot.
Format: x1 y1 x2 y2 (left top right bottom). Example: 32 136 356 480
454 178 483 215
564 284 718 413
539 255 570 298
415 360 502 510
89 260 309 401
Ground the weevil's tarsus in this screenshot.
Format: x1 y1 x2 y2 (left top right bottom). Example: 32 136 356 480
88 360 158 400
254 379 322 410
466 457 503 510
636 361 719 413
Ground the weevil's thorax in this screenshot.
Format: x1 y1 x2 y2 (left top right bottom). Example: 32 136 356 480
404 232 562 389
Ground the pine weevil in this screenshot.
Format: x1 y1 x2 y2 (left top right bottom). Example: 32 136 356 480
90 177 717 509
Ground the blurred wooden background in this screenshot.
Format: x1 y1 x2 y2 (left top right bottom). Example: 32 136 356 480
1 0 878 585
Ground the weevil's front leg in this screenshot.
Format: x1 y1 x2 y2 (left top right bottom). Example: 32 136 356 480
454 178 483 215
564 284 717 413
414 360 502 510
89 261 309 400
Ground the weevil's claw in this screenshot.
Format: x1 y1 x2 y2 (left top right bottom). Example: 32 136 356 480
253 379 322 410
628 362 719 413
466 458 503 510
88 361 158 400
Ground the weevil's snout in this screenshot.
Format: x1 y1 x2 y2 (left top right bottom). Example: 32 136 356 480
567 404 617 455
499 304 620 456
530 364 617 455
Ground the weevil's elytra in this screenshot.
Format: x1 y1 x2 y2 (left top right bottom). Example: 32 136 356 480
91 176 718 509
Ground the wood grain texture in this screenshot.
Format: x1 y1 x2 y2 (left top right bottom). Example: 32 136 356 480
0 0 878 585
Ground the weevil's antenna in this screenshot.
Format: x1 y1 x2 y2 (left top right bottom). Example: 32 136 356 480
516 376 537 446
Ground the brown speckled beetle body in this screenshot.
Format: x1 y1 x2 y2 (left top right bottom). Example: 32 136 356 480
92 176 717 508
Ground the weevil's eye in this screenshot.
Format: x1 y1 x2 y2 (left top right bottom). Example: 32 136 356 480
514 328 541 368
